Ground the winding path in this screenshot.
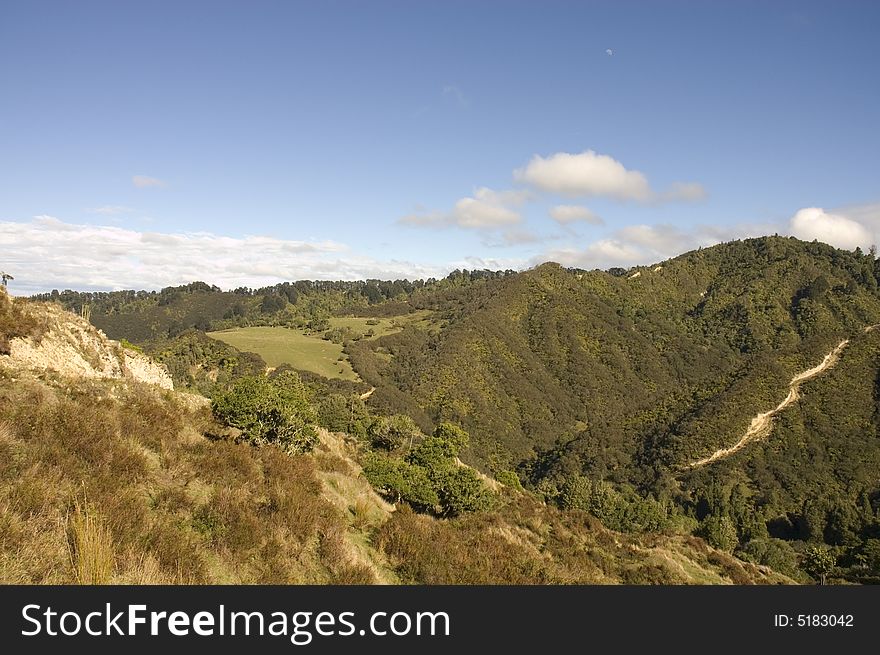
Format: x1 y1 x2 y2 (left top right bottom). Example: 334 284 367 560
689 324 879 468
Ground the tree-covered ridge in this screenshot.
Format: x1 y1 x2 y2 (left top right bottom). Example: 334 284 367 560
32 270 515 343
343 237 880 580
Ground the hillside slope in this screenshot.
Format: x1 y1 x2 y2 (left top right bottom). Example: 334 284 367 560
345 237 880 579
0 288 172 389
0 290 790 585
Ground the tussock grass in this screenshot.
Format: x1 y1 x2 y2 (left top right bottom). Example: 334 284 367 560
68 497 114 584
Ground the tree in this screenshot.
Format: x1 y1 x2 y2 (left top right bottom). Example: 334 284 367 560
432 422 470 453
406 435 458 472
362 453 438 511
316 393 370 438
802 545 836 585
368 414 421 451
212 371 317 454
260 293 287 314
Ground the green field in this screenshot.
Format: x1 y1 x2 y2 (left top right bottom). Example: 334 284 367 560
327 312 436 338
207 312 436 381
207 326 360 380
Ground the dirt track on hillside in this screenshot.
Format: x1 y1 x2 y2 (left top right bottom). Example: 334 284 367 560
689 325 879 468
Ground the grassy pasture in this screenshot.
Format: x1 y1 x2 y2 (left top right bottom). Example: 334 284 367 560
207 311 436 381
207 327 358 380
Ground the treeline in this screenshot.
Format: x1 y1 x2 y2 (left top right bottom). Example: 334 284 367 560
31 269 515 343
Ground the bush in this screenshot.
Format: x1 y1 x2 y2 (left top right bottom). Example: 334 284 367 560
495 469 524 491
698 514 739 552
405 436 457 472
738 538 799 576
432 422 470 453
560 475 668 533
435 468 494 517
212 371 317 454
315 393 370 438
363 420 494 517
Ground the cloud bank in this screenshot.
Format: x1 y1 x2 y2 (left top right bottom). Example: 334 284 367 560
0 216 452 294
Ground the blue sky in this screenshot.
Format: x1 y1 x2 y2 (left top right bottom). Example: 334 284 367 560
2 0 879 293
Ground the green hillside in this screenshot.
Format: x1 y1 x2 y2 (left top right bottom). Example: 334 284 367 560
345 237 880 579
22 235 880 582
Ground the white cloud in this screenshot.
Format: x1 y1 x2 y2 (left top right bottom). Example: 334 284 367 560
400 187 524 229
789 207 873 250
89 205 134 216
515 150 652 200
549 205 604 225
535 222 769 270
0 216 455 294
452 197 521 228
473 187 531 207
514 149 705 203
462 255 527 271
481 228 546 248
132 175 165 188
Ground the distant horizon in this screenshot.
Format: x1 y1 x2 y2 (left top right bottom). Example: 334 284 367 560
8 231 874 297
2 1 878 295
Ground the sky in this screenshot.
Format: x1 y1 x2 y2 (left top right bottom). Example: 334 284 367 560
1 0 879 294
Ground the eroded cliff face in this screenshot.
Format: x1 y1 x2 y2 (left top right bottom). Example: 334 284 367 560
0 288 173 389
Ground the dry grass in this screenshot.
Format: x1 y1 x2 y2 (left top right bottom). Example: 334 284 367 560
68 497 114 584
0 370 360 585
0 293 50 355
374 498 792 585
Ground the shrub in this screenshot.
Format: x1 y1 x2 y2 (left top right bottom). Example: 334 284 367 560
405 436 457 473
435 468 494 517
315 393 370 438
212 371 317 454
495 469 524 491
560 475 668 533
432 422 470 453
362 453 438 511
738 538 799 576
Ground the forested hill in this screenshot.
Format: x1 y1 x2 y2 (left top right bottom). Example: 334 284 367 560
359 237 880 470
346 236 880 579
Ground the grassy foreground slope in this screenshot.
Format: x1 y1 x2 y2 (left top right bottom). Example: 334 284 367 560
0 370 788 585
